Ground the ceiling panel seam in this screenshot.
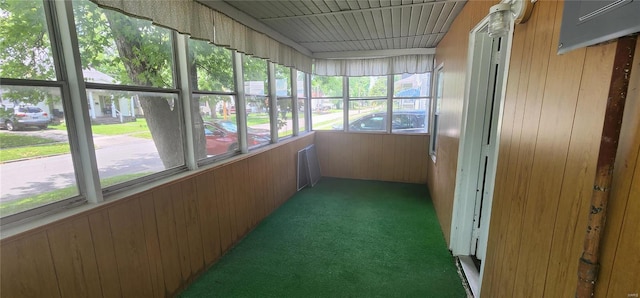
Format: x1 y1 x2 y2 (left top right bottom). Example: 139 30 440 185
258 0 465 21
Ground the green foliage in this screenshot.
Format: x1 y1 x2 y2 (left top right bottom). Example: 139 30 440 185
244 55 268 93
0 0 56 80
348 76 387 98
189 39 234 92
311 75 343 97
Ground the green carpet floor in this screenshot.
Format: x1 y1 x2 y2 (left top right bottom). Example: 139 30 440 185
180 178 466 297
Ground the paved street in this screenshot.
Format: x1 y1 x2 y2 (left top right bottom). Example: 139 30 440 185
0 132 163 202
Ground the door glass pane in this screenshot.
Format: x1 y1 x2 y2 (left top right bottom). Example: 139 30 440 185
0 85 77 217
86 89 183 186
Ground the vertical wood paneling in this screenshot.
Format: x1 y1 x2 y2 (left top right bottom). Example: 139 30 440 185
138 192 166 298
47 217 103 298
88 210 123 297
0 232 61 298
108 198 154 297
181 179 205 276
512 2 585 296
152 187 183 294
1 133 315 297
542 43 614 298
214 165 234 252
315 131 428 183
433 1 640 298
195 171 221 265
169 183 193 281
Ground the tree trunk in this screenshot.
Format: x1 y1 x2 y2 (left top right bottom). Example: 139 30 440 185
105 11 189 168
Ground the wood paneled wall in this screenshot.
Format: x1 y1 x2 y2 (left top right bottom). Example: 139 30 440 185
0 134 314 297
431 0 640 296
426 0 495 244
315 131 429 184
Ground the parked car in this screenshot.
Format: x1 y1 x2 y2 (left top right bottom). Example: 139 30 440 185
204 120 270 155
333 110 427 133
0 105 50 131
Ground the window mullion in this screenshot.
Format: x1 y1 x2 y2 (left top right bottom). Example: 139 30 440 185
268 62 278 143
387 74 393 133
51 0 102 203
234 51 248 153
343 76 349 132
174 33 197 170
291 68 299 136
305 73 312 131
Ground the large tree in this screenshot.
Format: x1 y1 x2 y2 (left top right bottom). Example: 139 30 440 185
2 0 239 166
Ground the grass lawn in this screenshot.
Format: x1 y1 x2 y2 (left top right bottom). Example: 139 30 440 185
0 143 71 163
90 118 151 135
0 133 57 149
0 173 150 217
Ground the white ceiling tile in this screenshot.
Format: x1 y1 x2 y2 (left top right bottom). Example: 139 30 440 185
220 0 467 54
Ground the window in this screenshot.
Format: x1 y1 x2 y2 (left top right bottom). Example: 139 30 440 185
430 65 444 160
74 0 174 89
275 64 292 138
1 0 314 224
392 73 430 134
188 39 237 160
311 75 343 130
0 0 56 81
75 0 185 189
0 1 81 219
0 86 78 217
348 76 387 132
243 55 271 148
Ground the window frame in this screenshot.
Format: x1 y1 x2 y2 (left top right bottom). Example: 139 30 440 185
430 63 444 162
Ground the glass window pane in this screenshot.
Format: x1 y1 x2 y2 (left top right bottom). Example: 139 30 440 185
347 100 387 132
243 55 270 148
394 73 431 97
0 85 77 217
188 39 234 92
193 94 240 159
392 99 428 133
86 89 183 186
311 75 342 97
245 95 271 149
349 76 387 98
243 56 268 96
0 0 56 81
74 0 174 88
311 98 342 130
276 65 292 138
297 71 307 132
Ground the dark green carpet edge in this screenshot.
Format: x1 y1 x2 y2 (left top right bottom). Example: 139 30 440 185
179 178 466 297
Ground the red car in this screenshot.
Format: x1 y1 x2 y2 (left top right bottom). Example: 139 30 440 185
204 120 270 156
